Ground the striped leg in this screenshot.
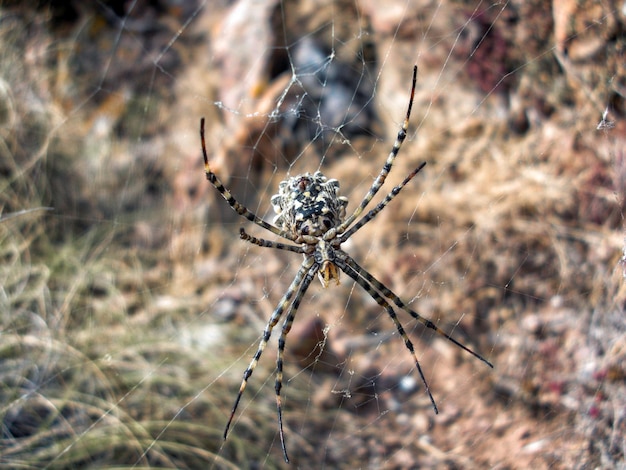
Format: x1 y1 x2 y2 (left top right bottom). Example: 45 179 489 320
223 260 314 441
239 227 306 254
337 65 418 232
274 264 319 463
200 118 296 242
339 162 426 242
343 255 493 368
337 258 439 412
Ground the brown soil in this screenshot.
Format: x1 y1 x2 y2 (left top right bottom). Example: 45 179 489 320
1 1 624 469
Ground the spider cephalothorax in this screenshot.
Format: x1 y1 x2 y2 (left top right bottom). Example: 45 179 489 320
200 65 493 463
271 171 348 287
271 171 348 238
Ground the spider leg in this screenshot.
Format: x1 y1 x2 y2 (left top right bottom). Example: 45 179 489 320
343 255 493 368
274 264 319 463
200 118 297 242
336 257 439 413
337 65 417 233
223 259 314 442
339 162 426 241
239 227 306 254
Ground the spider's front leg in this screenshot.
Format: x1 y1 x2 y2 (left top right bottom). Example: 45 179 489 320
274 261 318 463
222 261 310 440
335 255 440 412
343 255 493 368
222 256 318 463
335 252 493 414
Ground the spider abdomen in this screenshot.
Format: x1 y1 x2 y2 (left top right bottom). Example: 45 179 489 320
271 171 348 237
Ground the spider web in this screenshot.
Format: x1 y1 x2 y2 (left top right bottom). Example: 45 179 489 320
1 0 625 468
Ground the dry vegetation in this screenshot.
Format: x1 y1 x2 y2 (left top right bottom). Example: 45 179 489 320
1 1 625 469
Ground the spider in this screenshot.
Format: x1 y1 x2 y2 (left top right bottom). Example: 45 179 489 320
201 65 493 463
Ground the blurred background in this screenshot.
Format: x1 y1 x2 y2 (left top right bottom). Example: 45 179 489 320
1 1 625 468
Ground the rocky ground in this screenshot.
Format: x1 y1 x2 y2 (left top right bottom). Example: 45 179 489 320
1 1 624 468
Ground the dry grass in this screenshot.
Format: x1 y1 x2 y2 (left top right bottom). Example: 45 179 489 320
1 1 625 469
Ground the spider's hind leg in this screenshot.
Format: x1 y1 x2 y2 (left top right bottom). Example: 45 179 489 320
239 227 305 254
200 118 295 241
337 65 418 232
